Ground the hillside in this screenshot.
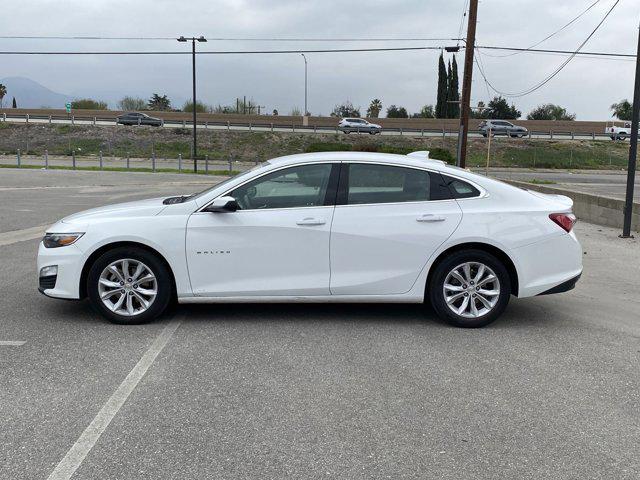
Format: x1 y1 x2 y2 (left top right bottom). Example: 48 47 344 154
0 77 73 109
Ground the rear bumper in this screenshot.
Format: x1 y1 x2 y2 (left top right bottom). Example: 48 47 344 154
538 273 581 296
511 231 583 298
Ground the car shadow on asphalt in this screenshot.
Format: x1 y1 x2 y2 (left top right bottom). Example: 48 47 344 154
39 296 559 330
172 298 556 330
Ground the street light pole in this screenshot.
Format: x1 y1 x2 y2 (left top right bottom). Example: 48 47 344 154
177 35 207 173
621 22 640 238
301 54 308 116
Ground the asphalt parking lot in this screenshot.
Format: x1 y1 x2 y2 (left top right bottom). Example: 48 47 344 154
1 168 639 479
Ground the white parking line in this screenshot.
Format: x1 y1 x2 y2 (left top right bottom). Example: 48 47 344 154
0 341 26 346
46 318 182 480
0 224 49 247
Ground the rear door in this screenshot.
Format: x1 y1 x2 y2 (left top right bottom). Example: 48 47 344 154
329 162 463 295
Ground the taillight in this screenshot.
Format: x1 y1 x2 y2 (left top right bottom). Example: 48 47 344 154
549 213 576 232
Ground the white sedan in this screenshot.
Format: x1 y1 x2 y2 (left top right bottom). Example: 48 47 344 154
338 118 382 134
37 152 582 328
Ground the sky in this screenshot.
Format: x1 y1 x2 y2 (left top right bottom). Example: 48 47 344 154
0 0 638 120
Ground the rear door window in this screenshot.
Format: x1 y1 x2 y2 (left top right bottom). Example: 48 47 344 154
343 164 452 205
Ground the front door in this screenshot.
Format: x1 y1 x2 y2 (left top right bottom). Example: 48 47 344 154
186 162 338 297
329 162 463 295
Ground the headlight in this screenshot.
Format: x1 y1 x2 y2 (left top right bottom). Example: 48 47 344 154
42 233 84 248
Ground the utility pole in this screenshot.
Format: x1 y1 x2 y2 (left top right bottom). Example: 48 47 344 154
457 0 478 168
178 35 207 173
621 22 640 238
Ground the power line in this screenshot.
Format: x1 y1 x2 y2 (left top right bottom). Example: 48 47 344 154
0 46 449 55
473 0 621 98
0 35 462 42
457 0 470 44
480 0 602 58
476 44 635 58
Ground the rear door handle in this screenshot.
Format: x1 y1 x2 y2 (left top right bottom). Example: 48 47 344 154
417 214 445 223
296 217 326 226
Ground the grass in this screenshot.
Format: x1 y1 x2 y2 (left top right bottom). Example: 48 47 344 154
527 178 557 185
0 164 239 176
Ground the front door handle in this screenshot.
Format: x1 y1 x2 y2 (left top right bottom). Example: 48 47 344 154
296 217 326 226
417 214 445 223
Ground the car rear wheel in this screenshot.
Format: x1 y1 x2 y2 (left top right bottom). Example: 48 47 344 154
429 250 511 328
87 247 172 324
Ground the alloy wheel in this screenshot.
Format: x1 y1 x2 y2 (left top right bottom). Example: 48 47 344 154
443 262 501 318
98 259 157 316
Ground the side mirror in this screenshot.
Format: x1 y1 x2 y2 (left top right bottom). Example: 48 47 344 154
204 196 239 213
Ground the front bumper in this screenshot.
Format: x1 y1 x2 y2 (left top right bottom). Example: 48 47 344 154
37 241 84 299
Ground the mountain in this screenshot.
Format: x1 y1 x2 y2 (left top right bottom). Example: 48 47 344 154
0 76 73 109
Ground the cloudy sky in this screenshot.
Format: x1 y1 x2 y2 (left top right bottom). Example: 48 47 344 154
0 0 638 119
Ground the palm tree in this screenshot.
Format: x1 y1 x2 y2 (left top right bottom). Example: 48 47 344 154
367 98 383 118
0 84 7 108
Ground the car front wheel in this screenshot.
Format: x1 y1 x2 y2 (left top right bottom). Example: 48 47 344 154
87 247 172 324
429 250 511 328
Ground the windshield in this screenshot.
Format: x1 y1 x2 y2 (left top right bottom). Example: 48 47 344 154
189 162 269 202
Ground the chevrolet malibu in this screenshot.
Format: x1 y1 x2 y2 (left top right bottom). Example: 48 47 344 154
37 152 582 328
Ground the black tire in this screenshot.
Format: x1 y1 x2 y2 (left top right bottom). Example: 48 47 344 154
343 130 351 134
481 133 487 137
87 246 173 324
428 249 511 328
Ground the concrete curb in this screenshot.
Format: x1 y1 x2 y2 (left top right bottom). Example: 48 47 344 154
505 180 639 233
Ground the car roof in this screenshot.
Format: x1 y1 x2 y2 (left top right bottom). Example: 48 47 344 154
266 151 460 173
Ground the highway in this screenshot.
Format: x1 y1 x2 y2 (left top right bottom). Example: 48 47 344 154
0 114 624 142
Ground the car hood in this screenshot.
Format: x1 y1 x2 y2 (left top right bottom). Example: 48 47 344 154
61 197 168 225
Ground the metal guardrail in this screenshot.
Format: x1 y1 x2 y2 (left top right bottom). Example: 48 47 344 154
0 112 633 141
1 149 258 175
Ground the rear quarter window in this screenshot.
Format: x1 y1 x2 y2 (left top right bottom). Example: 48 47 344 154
440 174 481 199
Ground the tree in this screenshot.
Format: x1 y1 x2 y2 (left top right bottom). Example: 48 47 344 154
447 55 460 118
484 96 521 119
0 84 6 108
71 98 108 110
117 96 146 111
471 101 487 119
272 109 279 116
436 53 448 118
12 97 17 108
148 94 172 111
386 105 408 118
330 101 360 118
610 99 632 121
367 98 383 118
289 107 302 116
527 104 576 121
417 104 435 118
182 100 208 113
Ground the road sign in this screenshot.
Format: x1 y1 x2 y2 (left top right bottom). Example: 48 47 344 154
65 102 71 113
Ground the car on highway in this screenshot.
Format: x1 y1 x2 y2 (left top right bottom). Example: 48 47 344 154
605 121 638 140
116 112 162 127
479 120 528 138
37 151 582 328
338 118 382 134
